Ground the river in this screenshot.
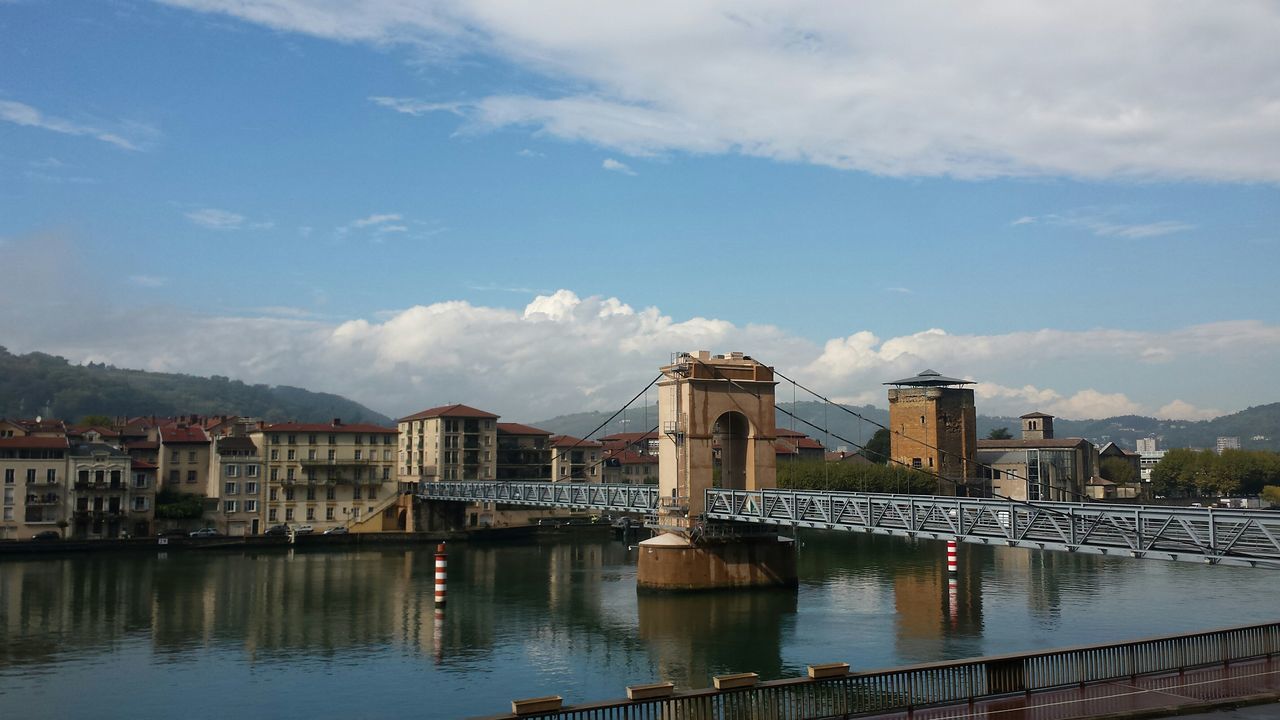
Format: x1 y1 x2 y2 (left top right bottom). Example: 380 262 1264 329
1 531 1277 719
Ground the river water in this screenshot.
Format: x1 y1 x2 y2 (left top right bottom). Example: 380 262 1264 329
1 531 1277 719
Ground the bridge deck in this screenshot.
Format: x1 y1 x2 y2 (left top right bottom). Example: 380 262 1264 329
418 481 1280 568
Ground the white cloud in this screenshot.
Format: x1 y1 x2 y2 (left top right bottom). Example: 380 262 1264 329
1012 212 1195 239
0 100 146 151
164 1 1280 182
602 158 636 175
129 275 168 288
186 207 247 230
976 383 1142 420
517 148 545 158
352 213 402 227
1156 400 1222 421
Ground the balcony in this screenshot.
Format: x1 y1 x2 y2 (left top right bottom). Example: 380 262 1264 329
299 458 379 467
25 495 61 506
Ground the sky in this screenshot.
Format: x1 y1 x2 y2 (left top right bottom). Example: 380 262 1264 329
1 1 1278 424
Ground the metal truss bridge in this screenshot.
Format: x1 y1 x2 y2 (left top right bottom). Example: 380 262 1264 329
419 481 1280 569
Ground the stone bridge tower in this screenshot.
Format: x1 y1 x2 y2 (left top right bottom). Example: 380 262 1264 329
638 351 797 591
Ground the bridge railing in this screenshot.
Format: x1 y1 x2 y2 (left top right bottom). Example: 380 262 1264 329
421 481 658 513
705 488 1280 568
475 621 1280 720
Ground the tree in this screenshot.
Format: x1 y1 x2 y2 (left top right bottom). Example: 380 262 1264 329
859 428 891 464
1099 457 1136 484
1262 485 1280 508
987 427 1013 440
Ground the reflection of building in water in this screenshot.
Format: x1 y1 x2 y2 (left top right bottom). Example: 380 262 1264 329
892 540 984 662
991 545 1102 625
636 589 797 689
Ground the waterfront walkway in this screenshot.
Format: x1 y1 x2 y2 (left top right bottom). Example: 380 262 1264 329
857 658 1280 720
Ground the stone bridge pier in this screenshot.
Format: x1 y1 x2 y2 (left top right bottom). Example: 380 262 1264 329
637 351 797 591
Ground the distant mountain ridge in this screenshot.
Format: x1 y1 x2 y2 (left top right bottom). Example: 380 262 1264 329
527 402 1280 453
0 347 392 425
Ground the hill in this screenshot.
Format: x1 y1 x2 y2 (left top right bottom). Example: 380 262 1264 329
0 346 392 425
530 401 1280 452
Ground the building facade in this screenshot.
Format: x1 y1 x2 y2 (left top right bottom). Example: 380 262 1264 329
550 435 603 482
0 435 69 539
885 370 980 496
398 404 499 487
157 423 212 494
212 435 262 536
976 413 1097 502
67 442 134 539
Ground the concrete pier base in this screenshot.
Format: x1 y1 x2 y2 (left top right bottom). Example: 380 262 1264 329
636 532 798 591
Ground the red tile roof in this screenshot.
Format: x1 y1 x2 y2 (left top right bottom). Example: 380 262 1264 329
131 459 158 470
398 404 499 422
261 421 397 434
497 422 552 436
608 449 658 464
0 436 69 449
550 434 603 448
159 425 211 444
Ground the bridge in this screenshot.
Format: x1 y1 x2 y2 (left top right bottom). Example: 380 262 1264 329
419 480 1280 569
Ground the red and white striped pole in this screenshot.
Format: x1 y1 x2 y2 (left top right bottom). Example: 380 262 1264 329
946 539 958 574
434 542 448 607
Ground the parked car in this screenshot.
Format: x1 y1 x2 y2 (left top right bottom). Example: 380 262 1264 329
322 526 349 535
263 524 290 536
293 524 314 535
188 528 222 538
160 528 189 538
32 530 61 541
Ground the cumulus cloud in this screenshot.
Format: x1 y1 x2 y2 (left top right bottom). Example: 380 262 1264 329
976 383 1143 420
1156 400 1223 421
164 0 1280 182
0 100 146 151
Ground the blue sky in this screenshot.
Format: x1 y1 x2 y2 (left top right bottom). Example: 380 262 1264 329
2 1 1279 423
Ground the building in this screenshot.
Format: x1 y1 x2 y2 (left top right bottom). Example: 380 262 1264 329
549 435 603 481
885 369 980 496
67 441 134 539
1096 441 1143 499
600 431 659 484
1216 436 1241 454
0 433 69 539
975 413 1097 502
212 435 263 536
250 419 398 532
495 423 552 480
128 458 157 537
774 427 826 462
397 404 499 486
1135 437 1158 454
157 423 212 494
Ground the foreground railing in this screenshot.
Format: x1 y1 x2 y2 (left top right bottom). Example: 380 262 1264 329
706 489 1280 568
474 621 1280 720
421 481 658 514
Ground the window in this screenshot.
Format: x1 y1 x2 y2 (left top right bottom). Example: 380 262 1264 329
326 486 335 500
224 500 237 513
226 464 239 477
287 435 296 445
2 507 11 521
353 486 362 500
270 449 279 461
368 486 377 501
327 449 335 461
269 487 278 501
46 468 57 483
286 468 295 481
287 449 296 461
285 508 294 521
928 458 934 467
169 470 180 485
225 481 238 495
382 467 390 480
383 450 391 461
351 507 360 519
354 468 364 481
170 450 179 462
268 508 278 521
244 500 257 513
246 464 258 477
132 496 149 511
306 486 316 501
307 449 317 460
326 507 335 521
308 434 317 445
245 481 258 495
187 470 197 484
911 458 922 469
134 473 148 488
3 469 12 483
284 487 294 501
561 467 567 476
306 507 315 521
270 467 279 481
187 451 196 462
26 468 36 482
355 435 363 445
920 415 926 425
354 449 363 460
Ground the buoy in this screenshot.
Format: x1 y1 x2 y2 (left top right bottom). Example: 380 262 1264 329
434 542 448 607
947 539 958 574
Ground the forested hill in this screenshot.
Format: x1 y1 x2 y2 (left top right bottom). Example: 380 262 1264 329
0 347 392 425
528 401 1280 452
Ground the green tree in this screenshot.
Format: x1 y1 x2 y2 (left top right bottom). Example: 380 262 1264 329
1262 485 1280 508
859 428 891 464
987 427 1013 440
1099 457 1136 484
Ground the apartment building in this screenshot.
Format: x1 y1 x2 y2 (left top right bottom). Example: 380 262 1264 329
397 404 499 486
67 442 134 539
0 434 69 539
549 435 602 482
495 423 552 480
600 431 659 484
250 419 397 531
129 459 157 536
157 423 212 494
212 435 263 536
